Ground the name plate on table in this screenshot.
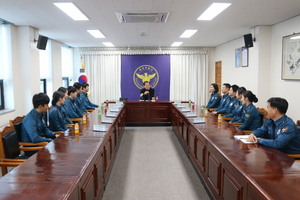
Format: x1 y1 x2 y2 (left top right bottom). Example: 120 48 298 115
176 103 185 108
106 112 118 117
173 101 181 105
190 117 205 124
101 117 114 123
185 112 197 117
93 125 107 132
116 101 124 105
110 107 120 112
180 107 191 112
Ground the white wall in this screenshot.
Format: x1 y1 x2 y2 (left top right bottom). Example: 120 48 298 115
214 16 300 121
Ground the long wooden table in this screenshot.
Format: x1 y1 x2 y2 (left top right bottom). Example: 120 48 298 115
0 101 300 200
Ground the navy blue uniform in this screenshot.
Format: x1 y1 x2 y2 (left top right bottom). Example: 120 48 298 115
214 93 229 113
60 104 73 124
75 93 88 113
49 105 68 132
253 115 300 154
238 103 261 130
229 101 244 123
206 93 221 108
65 97 83 118
222 96 239 117
21 109 55 143
81 91 98 109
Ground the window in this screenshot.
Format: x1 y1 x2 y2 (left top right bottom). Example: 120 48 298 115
61 45 73 85
40 79 47 94
62 77 69 88
0 80 4 110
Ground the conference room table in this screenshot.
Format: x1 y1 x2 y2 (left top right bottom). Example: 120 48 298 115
0 101 300 200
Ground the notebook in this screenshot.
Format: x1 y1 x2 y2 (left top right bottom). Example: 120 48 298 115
234 135 257 144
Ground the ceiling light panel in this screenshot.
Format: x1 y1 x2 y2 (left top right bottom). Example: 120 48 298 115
180 30 198 38
87 30 105 38
197 3 231 20
54 3 88 20
103 42 114 47
171 42 183 47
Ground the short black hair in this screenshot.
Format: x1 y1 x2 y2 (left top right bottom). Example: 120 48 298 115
237 87 246 95
32 93 50 109
73 82 82 90
52 91 65 106
242 90 258 103
231 84 239 93
211 83 219 93
57 87 67 93
82 82 89 88
267 97 288 114
223 83 231 89
143 81 150 85
67 86 76 96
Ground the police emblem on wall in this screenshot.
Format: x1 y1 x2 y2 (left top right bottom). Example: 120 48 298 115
133 65 159 89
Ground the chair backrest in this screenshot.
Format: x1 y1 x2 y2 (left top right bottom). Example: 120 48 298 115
13 121 23 142
257 108 268 124
1 126 20 159
9 115 25 127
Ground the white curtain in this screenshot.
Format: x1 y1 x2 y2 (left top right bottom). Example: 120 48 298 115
83 54 121 105
170 54 208 107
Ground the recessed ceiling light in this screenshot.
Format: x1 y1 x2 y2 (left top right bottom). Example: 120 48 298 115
87 30 105 38
180 30 198 38
103 42 114 47
290 36 300 40
197 3 231 20
171 42 183 47
54 3 88 20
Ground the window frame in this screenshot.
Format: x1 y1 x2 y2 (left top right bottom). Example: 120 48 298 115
62 77 69 88
40 79 47 94
0 80 4 110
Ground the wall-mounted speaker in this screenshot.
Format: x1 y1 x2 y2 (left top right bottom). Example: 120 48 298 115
37 35 48 50
244 33 253 48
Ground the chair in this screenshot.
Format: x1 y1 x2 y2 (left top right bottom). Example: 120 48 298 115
222 117 233 121
0 126 45 176
9 115 25 127
70 118 82 123
287 154 300 159
207 108 217 112
87 109 94 112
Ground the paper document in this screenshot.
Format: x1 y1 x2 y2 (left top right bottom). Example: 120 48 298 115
234 135 257 144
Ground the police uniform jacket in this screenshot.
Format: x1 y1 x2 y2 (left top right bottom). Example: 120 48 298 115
75 93 88 113
229 101 244 123
65 97 83 118
21 109 55 143
81 91 98 109
215 93 229 113
49 105 68 132
238 103 261 130
215 94 231 114
206 92 221 108
223 96 239 117
60 104 73 124
253 115 300 154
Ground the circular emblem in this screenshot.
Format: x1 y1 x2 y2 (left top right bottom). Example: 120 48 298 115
133 65 159 89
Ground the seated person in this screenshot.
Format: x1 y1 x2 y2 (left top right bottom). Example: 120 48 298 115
238 90 261 130
65 86 83 118
49 91 68 132
81 82 98 109
230 87 246 123
220 84 239 116
140 81 155 100
58 87 73 124
247 97 300 154
212 83 230 114
21 93 59 156
73 82 88 113
206 83 221 109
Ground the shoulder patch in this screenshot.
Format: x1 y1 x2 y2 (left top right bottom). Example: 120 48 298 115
245 114 250 118
281 127 288 132
215 97 218 99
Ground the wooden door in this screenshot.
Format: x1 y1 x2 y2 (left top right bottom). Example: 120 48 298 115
215 61 222 94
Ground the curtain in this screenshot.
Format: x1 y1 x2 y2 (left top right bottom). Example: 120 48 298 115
83 54 121 105
170 54 208 107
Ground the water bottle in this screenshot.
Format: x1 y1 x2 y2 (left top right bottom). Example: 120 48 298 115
218 114 222 122
188 100 191 108
83 115 86 124
75 123 79 134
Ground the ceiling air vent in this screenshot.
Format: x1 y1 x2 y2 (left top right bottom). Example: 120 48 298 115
116 12 169 23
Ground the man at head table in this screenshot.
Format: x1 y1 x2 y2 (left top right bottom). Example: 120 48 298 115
140 81 155 100
247 97 300 154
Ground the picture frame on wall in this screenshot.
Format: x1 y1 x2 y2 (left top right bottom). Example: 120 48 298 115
282 32 300 80
235 48 241 67
241 47 248 67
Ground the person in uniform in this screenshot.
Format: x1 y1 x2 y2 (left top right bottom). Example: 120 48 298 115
222 84 240 117
49 91 68 132
229 87 246 123
21 93 59 156
247 97 300 154
238 90 261 130
58 87 73 124
73 82 88 114
206 83 221 109
81 82 98 110
212 83 231 114
140 81 155 100
65 86 83 118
